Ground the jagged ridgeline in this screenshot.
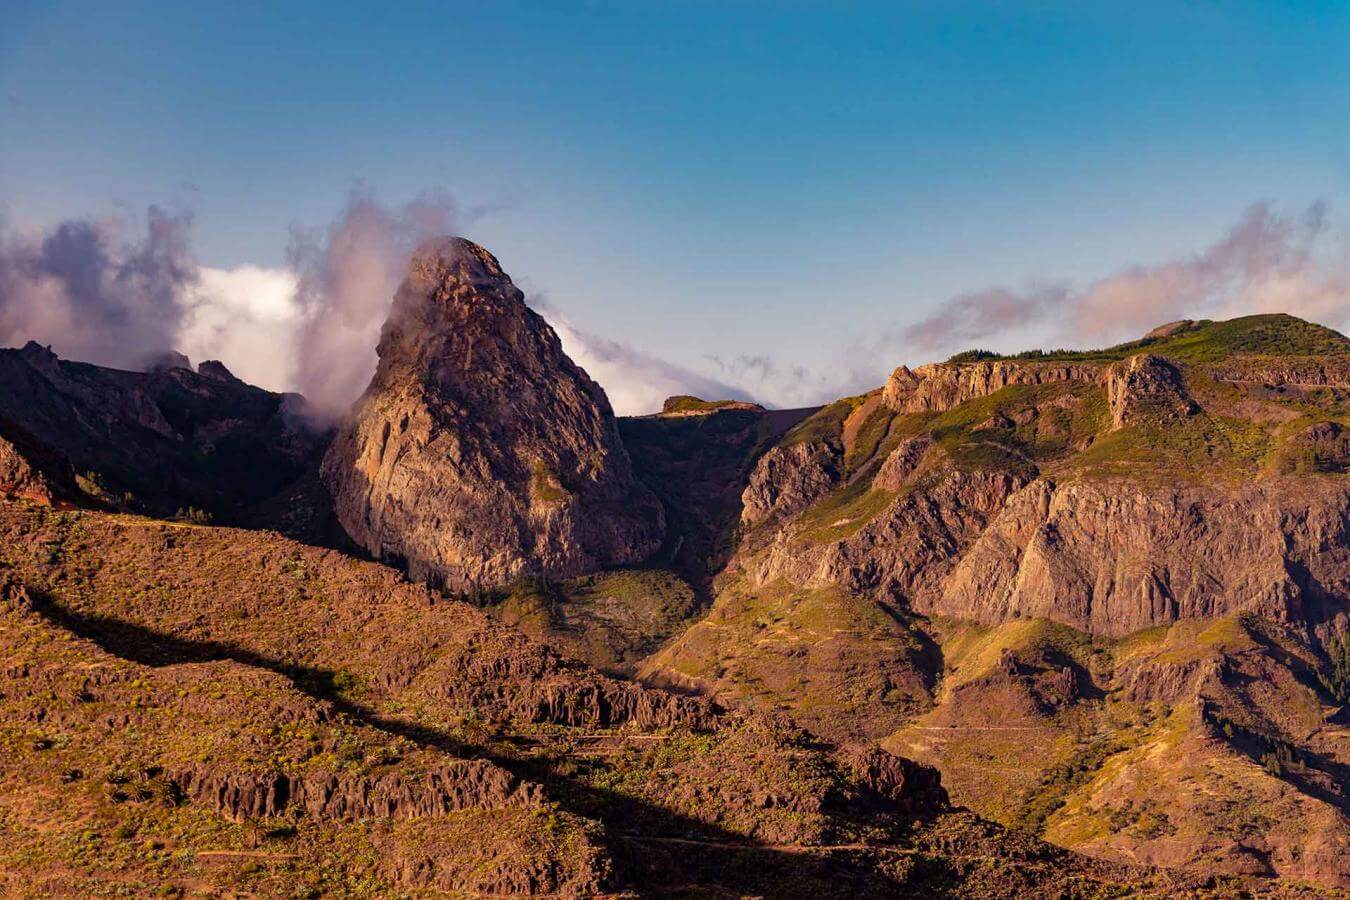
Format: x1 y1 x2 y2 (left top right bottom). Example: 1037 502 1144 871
0 235 1347 894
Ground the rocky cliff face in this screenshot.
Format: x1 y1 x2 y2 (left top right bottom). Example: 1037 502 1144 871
727 319 1350 645
0 431 56 503
1205 354 1350 387
933 476 1350 636
620 402 813 587
321 238 664 591
882 360 1103 413
0 341 330 530
745 466 1031 604
740 441 841 526
1105 353 1197 429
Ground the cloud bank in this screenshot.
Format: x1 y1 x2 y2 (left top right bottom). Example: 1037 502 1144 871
286 188 459 417
896 202 1350 360
1 197 1345 421
531 297 752 415
177 264 300 392
0 207 196 370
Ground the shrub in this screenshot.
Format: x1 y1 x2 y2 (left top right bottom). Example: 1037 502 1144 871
1317 632 1350 704
945 349 999 363
174 506 213 525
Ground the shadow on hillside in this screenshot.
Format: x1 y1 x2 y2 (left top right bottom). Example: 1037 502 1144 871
1220 627 1350 812
28 591 946 898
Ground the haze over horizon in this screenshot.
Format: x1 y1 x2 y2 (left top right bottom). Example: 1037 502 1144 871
2 1 1349 414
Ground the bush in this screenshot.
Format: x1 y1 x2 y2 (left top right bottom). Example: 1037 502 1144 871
945 349 999 363
174 506 213 525
1318 632 1350 704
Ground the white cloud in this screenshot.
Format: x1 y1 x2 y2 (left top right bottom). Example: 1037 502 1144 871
891 202 1350 360
539 303 753 416
177 265 300 392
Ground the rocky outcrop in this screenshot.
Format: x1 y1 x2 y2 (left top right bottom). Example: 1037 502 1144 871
882 360 1103 414
0 340 329 526
173 759 541 822
1206 355 1350 388
1116 654 1215 706
410 645 718 731
322 238 663 591
1105 353 1197 429
146 350 192 372
934 477 1350 636
874 434 933 492
196 359 242 383
747 466 1032 604
1143 319 1196 339
740 441 841 526
381 815 609 897
0 433 52 503
1292 421 1350 472
835 743 947 817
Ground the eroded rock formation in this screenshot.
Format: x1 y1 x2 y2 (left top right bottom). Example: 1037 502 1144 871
882 360 1103 413
1105 353 1197 429
932 477 1350 636
322 237 664 591
173 759 541 822
740 441 841 526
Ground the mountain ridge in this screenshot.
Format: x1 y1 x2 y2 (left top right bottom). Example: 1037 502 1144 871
0 236 1347 892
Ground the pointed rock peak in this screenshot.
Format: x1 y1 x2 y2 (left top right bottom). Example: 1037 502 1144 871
376 236 555 381
197 360 240 383
408 236 506 286
322 238 664 592
147 350 192 373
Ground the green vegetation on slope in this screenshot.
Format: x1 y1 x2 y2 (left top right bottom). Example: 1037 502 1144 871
661 395 755 414
647 577 937 741
778 395 867 450
947 314 1350 365
842 401 895 474
796 475 899 543
530 460 570 503
495 568 700 673
1317 632 1350 704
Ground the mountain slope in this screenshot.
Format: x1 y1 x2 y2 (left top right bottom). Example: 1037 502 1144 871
2 242 1346 892
0 499 1188 897
0 342 331 533
638 314 1350 887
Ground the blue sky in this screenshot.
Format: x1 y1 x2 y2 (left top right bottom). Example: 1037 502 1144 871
2 1 1348 410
